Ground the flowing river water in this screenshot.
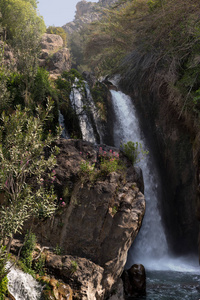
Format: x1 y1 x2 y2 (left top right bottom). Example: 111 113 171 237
110 89 200 299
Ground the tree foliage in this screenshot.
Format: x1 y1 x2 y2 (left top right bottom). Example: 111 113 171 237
0 0 46 106
84 0 200 77
0 48 12 111
68 25 90 71
83 0 200 123
0 0 45 41
0 99 60 248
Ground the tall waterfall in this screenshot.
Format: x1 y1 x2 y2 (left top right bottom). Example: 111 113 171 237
110 90 200 272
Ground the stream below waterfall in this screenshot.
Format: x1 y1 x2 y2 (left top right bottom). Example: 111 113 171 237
110 89 200 299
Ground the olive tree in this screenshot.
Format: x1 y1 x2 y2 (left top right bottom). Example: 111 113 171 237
0 99 60 253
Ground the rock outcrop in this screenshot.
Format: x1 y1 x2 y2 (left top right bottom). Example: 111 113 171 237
33 138 145 298
122 264 146 298
63 0 119 35
45 253 105 300
39 33 71 77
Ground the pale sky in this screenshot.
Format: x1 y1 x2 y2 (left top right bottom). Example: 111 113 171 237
37 0 98 27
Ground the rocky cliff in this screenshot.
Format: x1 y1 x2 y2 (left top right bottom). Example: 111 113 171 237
63 0 118 34
32 138 145 299
39 33 71 77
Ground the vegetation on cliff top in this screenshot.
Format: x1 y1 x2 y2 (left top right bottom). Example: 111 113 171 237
81 0 200 125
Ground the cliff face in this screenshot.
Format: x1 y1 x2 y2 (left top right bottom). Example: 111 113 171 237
33 139 145 298
39 33 71 77
63 0 118 34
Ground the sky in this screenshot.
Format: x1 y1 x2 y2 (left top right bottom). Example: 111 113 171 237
37 0 98 27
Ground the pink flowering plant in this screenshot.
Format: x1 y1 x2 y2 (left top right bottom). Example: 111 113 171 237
79 147 124 182
0 99 61 252
98 147 122 175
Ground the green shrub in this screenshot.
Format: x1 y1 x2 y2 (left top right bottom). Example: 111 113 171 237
100 157 123 175
121 141 148 165
21 231 37 269
31 67 52 104
33 254 46 276
79 148 125 183
80 160 97 182
53 244 63 255
0 275 8 297
70 260 78 273
0 245 10 292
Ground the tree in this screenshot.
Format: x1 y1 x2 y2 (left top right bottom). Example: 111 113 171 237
12 18 44 104
0 98 60 254
0 0 46 104
23 0 38 9
0 47 12 111
0 0 45 41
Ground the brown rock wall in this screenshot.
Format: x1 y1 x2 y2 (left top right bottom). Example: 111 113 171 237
33 139 145 297
39 33 71 76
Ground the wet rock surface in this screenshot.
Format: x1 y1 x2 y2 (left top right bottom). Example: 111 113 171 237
122 264 146 298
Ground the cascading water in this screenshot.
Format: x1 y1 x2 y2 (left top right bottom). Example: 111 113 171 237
58 110 69 139
110 89 200 299
111 90 168 268
85 83 104 144
7 264 42 300
70 85 96 143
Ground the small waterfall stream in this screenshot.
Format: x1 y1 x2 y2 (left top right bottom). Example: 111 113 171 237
110 89 200 298
70 85 96 143
59 110 70 139
85 83 104 144
7 264 42 300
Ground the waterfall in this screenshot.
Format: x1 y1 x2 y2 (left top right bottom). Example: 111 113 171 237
70 85 96 143
85 83 104 144
7 264 42 300
58 110 69 139
110 89 200 272
60 79 104 144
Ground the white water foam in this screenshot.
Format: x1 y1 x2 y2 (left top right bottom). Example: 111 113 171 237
7 264 42 300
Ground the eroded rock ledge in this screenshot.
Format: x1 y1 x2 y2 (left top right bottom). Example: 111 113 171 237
33 139 145 299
